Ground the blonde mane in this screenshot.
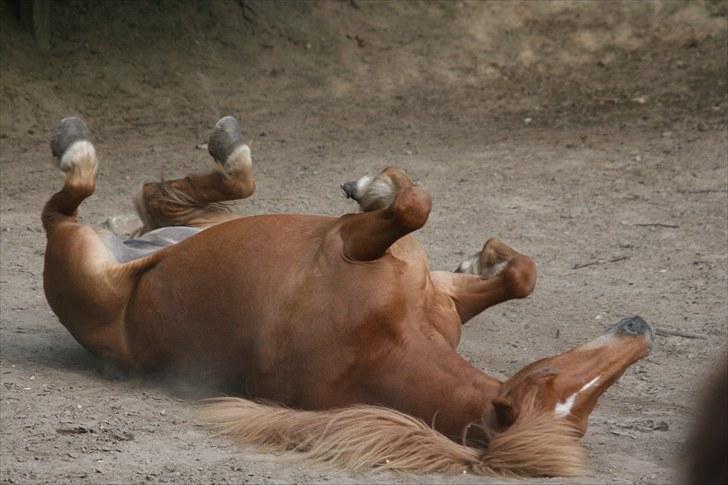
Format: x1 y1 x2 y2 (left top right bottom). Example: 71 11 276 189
199 390 587 477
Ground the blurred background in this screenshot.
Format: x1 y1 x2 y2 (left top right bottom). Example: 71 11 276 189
1 0 726 140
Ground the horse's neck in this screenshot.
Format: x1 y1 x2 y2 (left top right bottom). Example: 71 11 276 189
381 336 502 440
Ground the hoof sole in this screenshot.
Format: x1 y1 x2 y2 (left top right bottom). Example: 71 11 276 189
51 117 91 161
208 116 244 165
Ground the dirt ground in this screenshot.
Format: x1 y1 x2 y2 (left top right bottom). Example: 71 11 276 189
1 1 726 483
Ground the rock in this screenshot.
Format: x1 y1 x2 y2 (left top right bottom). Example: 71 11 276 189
652 421 669 431
102 214 142 236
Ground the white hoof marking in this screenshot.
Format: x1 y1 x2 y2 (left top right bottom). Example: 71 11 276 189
59 140 96 172
224 144 252 173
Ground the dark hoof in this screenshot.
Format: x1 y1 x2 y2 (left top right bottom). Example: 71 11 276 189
341 181 358 199
610 315 655 342
50 117 91 160
208 116 244 165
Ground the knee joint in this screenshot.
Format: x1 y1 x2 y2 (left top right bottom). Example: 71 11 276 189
502 255 537 299
391 186 431 231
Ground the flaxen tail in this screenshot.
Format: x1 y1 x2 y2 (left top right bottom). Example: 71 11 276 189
198 392 586 477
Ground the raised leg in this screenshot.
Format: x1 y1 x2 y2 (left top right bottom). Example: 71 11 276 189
496 316 655 436
338 167 432 261
134 116 255 233
42 117 97 231
43 118 156 368
431 238 537 324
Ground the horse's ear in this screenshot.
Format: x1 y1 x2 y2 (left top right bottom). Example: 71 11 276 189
492 397 519 428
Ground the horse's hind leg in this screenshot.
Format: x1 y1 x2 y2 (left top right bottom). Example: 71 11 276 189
430 238 537 324
135 116 255 233
43 118 152 369
42 117 97 231
338 167 432 261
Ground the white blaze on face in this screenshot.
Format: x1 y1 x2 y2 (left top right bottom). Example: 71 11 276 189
554 376 600 418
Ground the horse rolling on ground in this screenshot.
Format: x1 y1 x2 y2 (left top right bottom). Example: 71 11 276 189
42 116 655 477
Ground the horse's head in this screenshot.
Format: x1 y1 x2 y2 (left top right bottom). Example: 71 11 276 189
491 316 655 435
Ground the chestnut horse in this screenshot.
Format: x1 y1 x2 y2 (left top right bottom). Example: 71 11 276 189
42 116 654 477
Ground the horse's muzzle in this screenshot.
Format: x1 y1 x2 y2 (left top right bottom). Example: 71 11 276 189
608 315 655 345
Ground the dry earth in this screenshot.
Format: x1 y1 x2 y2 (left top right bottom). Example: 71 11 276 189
1 1 727 484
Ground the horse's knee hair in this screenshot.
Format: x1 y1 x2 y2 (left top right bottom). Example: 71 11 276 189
501 255 536 299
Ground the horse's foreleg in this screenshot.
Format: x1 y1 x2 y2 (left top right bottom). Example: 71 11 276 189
338 167 432 261
135 116 255 233
431 238 536 323
499 316 654 436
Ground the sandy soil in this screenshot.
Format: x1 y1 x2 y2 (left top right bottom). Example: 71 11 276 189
1 1 726 483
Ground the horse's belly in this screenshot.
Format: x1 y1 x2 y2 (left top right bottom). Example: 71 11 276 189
122 214 336 384
120 213 450 405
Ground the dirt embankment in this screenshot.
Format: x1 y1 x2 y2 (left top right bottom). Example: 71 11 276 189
1 0 726 139
1 1 726 484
